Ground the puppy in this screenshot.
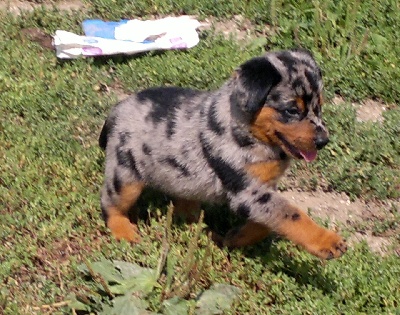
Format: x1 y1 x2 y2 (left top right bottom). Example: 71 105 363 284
99 49 347 259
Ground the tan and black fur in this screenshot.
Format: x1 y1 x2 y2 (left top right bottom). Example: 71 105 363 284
99 49 347 259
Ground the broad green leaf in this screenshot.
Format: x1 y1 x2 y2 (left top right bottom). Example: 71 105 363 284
110 269 159 295
78 260 124 284
162 297 191 315
67 293 91 312
99 295 160 315
113 260 155 280
195 284 241 315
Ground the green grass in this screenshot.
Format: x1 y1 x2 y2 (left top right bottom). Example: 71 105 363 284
0 0 399 314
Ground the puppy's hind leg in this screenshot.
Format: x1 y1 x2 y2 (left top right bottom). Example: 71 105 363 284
101 181 144 242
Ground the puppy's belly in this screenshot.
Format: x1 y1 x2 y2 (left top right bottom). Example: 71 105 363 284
143 166 227 203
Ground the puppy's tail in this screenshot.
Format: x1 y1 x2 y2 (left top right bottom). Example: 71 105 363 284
99 122 108 150
99 116 114 150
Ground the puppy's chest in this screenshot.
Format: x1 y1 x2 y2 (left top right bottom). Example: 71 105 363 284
244 145 290 187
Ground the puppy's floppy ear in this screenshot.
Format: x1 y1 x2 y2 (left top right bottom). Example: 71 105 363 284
230 57 282 114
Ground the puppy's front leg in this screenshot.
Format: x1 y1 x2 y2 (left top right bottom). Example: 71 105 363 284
273 205 347 259
226 186 347 259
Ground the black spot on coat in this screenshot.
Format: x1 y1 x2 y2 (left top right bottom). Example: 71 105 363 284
139 87 202 139
305 70 320 92
139 87 199 123
119 131 132 145
101 204 108 222
116 147 141 179
114 132 142 177
231 126 254 147
207 100 225 135
200 134 248 194
270 92 281 103
291 213 300 221
237 203 250 218
166 118 177 139
276 52 298 77
106 183 113 197
162 156 190 177
256 193 271 204
142 143 152 155
113 173 122 194
291 78 305 93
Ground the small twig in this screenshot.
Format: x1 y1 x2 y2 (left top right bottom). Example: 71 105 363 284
181 210 204 281
31 300 70 310
156 202 174 279
84 259 114 299
57 265 64 292
179 231 213 298
192 231 213 283
159 203 175 301
167 211 207 299
74 291 94 306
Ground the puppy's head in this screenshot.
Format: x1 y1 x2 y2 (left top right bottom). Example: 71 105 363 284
230 49 328 162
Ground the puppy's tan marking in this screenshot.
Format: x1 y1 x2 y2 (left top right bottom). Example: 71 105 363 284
250 107 278 144
319 93 324 106
276 120 316 152
173 198 201 223
276 207 347 259
223 221 271 247
246 161 288 186
106 183 144 242
295 97 306 112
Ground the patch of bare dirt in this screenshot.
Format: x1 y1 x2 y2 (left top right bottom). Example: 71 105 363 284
0 0 85 15
21 27 54 50
199 14 271 43
355 99 387 123
332 95 390 123
200 15 251 41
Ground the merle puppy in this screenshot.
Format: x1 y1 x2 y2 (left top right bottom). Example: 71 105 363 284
99 49 347 259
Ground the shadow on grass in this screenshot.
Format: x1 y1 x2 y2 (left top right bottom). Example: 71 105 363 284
55 49 165 67
132 191 338 293
266 247 338 294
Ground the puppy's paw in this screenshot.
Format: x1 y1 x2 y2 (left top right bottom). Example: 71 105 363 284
276 207 347 260
107 216 141 243
307 231 347 259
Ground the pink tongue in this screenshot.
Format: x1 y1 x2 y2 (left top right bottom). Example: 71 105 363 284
300 151 317 162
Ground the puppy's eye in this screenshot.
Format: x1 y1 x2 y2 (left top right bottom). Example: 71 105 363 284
284 108 299 116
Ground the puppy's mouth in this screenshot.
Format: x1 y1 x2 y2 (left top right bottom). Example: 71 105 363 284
275 131 317 162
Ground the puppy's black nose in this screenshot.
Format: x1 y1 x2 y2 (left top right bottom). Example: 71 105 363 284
315 136 329 150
